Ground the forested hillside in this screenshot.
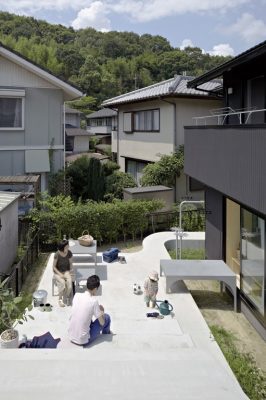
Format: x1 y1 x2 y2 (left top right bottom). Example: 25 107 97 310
0 11 230 108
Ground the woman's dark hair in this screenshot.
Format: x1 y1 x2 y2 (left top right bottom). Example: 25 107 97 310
87 275 100 291
58 240 69 251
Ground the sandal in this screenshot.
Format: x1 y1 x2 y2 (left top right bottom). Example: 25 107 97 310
59 299 65 307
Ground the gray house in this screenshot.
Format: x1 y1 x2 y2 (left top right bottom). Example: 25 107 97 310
65 106 90 154
0 43 83 191
0 192 20 275
102 75 222 201
185 40 266 339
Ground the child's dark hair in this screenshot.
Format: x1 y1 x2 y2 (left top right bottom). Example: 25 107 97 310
58 240 69 251
87 275 100 291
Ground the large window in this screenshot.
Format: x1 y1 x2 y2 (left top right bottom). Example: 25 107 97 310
241 209 265 316
0 90 25 129
134 109 159 131
126 159 148 186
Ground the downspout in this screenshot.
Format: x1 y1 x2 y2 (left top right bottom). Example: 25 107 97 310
103 106 118 162
160 97 177 202
63 101 66 172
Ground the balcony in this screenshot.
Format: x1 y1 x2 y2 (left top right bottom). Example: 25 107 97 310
192 107 266 126
184 123 266 215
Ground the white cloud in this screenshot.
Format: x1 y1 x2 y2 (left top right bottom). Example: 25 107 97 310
0 0 91 13
208 43 235 56
0 0 249 22
110 0 249 23
180 39 195 49
226 13 266 44
71 2 111 31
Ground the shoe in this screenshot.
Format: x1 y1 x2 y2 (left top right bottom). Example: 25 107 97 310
59 299 65 307
66 298 71 306
39 303 45 312
146 312 159 318
44 303 52 312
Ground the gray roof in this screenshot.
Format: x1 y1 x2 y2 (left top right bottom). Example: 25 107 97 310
65 106 83 114
87 108 117 119
124 185 172 194
0 191 20 212
102 75 222 107
66 128 89 137
65 153 109 163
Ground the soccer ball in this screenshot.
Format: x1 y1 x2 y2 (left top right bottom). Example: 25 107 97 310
133 283 141 295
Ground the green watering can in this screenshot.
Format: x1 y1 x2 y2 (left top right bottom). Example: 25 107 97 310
155 300 173 316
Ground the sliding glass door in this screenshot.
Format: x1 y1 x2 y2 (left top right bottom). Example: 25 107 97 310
241 209 265 316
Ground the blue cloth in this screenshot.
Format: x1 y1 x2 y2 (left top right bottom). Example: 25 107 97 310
85 314 111 346
19 331 61 348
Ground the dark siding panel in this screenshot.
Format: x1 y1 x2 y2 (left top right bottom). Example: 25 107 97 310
184 126 266 215
205 189 224 259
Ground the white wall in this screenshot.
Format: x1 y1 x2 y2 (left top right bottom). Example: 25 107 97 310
0 200 19 275
73 136 90 153
114 96 221 202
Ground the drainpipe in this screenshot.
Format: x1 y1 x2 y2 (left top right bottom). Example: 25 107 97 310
63 102 66 172
103 106 118 163
160 97 177 202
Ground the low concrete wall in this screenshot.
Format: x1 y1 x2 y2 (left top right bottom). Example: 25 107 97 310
165 232 205 252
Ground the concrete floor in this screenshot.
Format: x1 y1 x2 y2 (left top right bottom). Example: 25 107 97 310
0 232 248 400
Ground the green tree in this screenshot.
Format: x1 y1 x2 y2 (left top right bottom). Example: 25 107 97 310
141 146 184 187
105 171 136 201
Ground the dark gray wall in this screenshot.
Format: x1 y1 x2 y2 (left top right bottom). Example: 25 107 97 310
184 125 266 216
205 188 224 259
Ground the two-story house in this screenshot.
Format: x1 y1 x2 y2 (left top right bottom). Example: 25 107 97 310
65 106 90 154
102 75 222 200
185 40 266 339
0 42 83 191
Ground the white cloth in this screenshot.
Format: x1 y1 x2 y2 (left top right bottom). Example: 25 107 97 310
68 292 102 345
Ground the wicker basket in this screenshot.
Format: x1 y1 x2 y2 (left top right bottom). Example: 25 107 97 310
78 230 94 246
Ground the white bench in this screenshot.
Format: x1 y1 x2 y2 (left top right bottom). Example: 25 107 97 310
160 259 238 312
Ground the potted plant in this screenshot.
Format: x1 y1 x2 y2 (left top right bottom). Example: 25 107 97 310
0 278 33 348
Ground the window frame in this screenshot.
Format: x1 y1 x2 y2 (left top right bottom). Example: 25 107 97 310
133 108 160 132
0 89 25 131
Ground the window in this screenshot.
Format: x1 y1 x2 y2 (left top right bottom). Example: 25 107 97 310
0 90 25 130
133 109 159 131
123 112 133 133
241 209 265 316
126 159 148 186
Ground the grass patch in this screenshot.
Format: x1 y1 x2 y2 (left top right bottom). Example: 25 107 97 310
211 325 266 400
18 253 50 311
168 247 205 260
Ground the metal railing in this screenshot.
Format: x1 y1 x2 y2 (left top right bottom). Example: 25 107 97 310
193 107 266 125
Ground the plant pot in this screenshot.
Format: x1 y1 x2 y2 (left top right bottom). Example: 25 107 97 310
0 329 19 348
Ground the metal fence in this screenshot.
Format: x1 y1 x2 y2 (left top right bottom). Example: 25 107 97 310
2 230 39 296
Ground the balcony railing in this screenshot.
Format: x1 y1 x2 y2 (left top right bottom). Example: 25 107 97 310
193 107 266 126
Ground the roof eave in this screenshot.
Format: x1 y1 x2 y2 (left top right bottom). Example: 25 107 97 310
0 45 83 100
102 92 220 107
188 40 266 88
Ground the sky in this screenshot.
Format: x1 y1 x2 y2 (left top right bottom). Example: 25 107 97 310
1 0 266 57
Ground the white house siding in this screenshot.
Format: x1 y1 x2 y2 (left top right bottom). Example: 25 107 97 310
0 87 64 190
65 113 80 127
174 98 221 147
114 97 221 202
0 196 19 275
0 56 55 88
73 136 90 153
87 126 111 135
117 100 174 166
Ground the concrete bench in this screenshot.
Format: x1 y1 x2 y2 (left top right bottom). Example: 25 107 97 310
160 259 238 312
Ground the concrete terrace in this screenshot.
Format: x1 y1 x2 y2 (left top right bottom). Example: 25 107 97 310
0 232 248 400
